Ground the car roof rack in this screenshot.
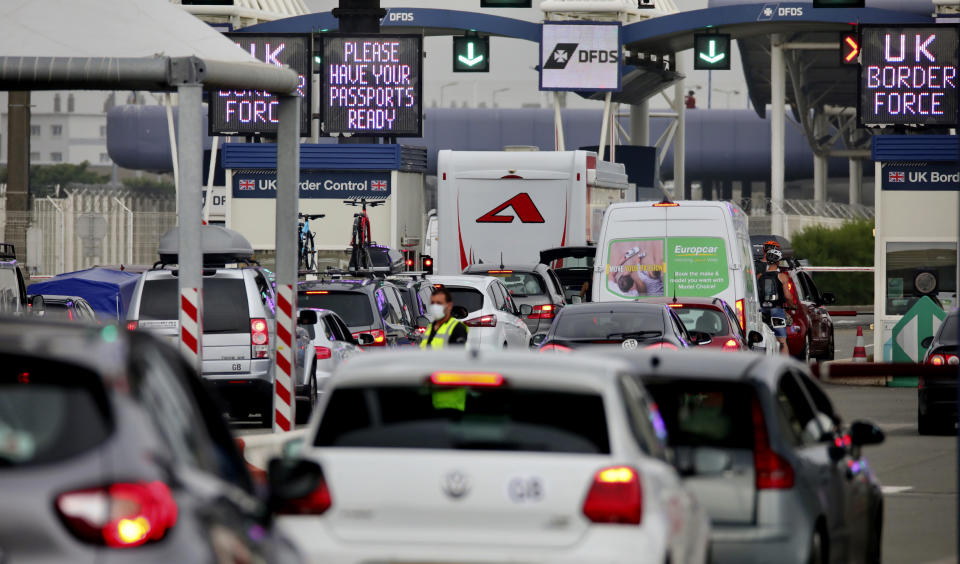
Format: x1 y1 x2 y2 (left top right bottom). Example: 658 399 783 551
0 243 15 261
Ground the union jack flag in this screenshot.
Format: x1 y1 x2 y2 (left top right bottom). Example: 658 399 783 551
371 180 387 191
239 179 256 191
888 171 905 183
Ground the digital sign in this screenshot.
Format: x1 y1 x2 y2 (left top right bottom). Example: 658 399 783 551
321 34 423 137
453 35 490 72
693 34 731 70
540 23 621 92
209 33 312 136
859 26 959 127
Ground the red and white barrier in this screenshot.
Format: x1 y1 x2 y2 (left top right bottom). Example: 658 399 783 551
273 284 296 431
179 287 202 370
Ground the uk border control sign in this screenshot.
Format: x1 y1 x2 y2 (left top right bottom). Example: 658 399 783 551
321 34 423 137
540 22 622 92
859 25 959 127
209 34 312 136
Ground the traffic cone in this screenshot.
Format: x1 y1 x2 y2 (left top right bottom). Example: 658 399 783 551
853 326 867 363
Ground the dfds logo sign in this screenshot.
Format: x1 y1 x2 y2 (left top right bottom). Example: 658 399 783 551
540 22 621 92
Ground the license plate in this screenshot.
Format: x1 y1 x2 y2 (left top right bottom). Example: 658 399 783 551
139 320 179 330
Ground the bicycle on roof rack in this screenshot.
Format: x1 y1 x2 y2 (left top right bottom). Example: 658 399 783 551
298 213 325 272
344 199 383 272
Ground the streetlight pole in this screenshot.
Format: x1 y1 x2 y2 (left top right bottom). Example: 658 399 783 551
492 87 510 108
440 81 458 107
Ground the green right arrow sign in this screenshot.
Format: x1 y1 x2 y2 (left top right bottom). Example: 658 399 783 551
892 296 947 363
693 33 731 70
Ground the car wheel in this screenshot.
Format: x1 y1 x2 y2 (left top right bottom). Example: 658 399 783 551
807 527 826 564
825 331 835 361
296 370 317 425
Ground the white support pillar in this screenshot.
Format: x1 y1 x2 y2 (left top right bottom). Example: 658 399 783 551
553 92 565 151
813 112 828 216
770 34 786 236
630 99 650 146
673 52 687 200
598 92 613 161
849 158 862 206
176 83 204 372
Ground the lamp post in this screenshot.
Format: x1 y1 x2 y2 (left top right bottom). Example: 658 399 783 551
440 81 458 107
492 87 510 108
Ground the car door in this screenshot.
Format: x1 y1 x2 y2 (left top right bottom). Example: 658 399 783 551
799 272 832 349
776 370 853 563
383 286 415 343
545 268 567 309
494 280 530 347
322 313 352 367
331 314 361 359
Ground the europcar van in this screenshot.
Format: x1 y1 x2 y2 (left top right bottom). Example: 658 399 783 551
592 200 777 353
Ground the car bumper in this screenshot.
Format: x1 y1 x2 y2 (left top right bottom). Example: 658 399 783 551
207 364 273 411
710 524 808 564
278 518 669 564
919 384 958 419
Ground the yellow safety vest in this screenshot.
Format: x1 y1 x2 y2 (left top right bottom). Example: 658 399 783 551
420 317 466 350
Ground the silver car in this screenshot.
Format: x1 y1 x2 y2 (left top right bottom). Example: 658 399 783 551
126 266 278 426
622 349 885 564
294 308 361 423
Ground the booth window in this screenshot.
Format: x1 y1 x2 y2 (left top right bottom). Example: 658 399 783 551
885 242 956 316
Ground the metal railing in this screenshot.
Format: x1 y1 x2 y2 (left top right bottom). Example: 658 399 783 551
732 198 875 220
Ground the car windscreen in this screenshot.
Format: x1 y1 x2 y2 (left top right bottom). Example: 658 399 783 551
447 287 485 314
314 384 609 454
552 310 663 341
139 278 251 333
41 302 73 321
299 291 374 328
939 314 959 346
482 272 546 298
673 307 729 336
0 357 113 467
643 380 754 450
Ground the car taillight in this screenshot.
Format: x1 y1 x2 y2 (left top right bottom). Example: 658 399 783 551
540 343 572 353
735 299 746 332
465 315 497 327
56 481 178 548
274 478 332 516
786 280 799 306
928 354 958 366
752 396 794 490
582 466 643 525
722 339 740 352
251 318 269 359
644 342 678 351
314 346 332 360
528 304 556 320
352 329 387 346
125 320 138 331
431 371 504 387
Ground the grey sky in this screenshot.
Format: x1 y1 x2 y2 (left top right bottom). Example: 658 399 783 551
304 0 748 111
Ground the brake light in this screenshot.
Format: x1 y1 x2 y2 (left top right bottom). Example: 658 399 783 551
929 354 945 366
652 200 679 207
352 329 387 346
722 339 740 352
752 396 794 489
405 258 414 267
540 343 572 353
786 280 799 306
274 478 332 516
667 303 684 308
528 304 555 319
125 320 138 331
735 299 746 331
314 346 332 360
251 318 269 359
431 371 504 387
644 342 678 351
465 315 497 327
487 270 513 274
55 481 178 548
306 290 329 295
582 466 643 525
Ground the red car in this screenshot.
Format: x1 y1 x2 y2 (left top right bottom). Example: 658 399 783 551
778 266 837 361
643 297 750 351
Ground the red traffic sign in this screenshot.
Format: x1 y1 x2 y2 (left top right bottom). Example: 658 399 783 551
841 32 859 65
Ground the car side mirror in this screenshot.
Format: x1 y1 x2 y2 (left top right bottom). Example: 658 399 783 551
690 331 713 346
297 309 318 325
519 304 533 316
849 420 885 447
267 457 325 512
416 315 430 329
356 333 376 346
821 292 837 306
530 333 548 347
748 330 764 345
27 295 45 316
921 336 934 349
451 305 468 320
571 295 583 304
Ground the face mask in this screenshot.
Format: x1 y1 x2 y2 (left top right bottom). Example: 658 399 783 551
428 304 446 321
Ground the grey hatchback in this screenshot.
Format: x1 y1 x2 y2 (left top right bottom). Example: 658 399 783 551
622 350 884 564
462 263 566 334
0 318 302 563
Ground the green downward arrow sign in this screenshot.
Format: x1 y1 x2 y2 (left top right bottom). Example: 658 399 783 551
699 39 726 64
458 42 484 67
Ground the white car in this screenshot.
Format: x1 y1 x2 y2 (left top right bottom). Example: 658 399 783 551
295 308 362 423
427 275 532 349
274 349 712 564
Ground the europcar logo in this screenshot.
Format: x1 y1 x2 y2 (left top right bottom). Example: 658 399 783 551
674 244 720 257
544 43 579 69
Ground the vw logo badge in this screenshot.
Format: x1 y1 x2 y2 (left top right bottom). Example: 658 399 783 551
622 338 639 350
442 470 470 500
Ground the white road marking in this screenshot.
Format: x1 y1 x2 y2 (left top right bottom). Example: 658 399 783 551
877 422 914 432
881 486 914 495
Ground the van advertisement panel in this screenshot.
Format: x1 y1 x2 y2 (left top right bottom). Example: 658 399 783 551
605 237 729 298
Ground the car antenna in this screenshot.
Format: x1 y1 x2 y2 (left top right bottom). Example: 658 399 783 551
499 252 504 271
672 289 678 304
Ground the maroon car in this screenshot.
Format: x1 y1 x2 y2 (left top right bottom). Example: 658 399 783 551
643 297 749 352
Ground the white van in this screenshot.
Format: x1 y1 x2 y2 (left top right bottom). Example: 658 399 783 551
592 200 776 353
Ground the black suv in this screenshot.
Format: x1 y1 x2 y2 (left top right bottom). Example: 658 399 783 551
298 277 420 348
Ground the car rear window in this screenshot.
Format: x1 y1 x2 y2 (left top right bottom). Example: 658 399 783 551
939 315 958 346
673 307 729 336
481 271 546 297
300 291 375 328
643 381 754 450
139 278 251 333
446 287 485 314
0 357 112 467
41 302 73 321
315 384 609 454
552 310 663 341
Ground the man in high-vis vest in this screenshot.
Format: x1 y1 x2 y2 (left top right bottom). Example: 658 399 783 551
420 287 468 349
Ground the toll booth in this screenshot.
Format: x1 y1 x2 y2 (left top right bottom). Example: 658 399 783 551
221 144 427 254
872 135 960 358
